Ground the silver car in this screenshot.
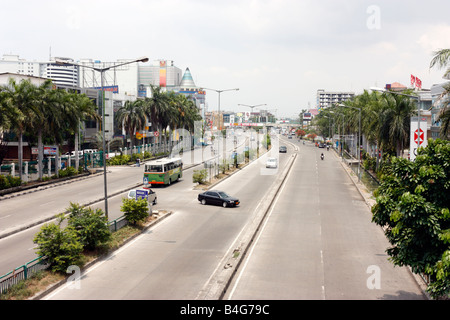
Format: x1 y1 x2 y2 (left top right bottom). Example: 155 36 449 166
127 189 157 205
265 157 278 168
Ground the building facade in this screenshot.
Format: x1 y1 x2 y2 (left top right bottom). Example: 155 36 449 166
316 89 355 109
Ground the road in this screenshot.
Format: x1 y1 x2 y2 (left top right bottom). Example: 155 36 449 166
224 139 426 300
41 137 291 299
1 134 426 300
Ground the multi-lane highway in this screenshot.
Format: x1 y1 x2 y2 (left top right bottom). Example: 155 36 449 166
1 134 427 300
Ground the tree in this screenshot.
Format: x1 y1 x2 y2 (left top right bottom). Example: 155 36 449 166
379 91 417 157
144 85 170 150
430 49 450 140
372 139 450 299
115 99 147 150
0 79 39 181
67 203 111 250
65 91 99 171
33 214 84 273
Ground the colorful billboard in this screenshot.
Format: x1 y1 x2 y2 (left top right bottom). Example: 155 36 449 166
159 61 167 87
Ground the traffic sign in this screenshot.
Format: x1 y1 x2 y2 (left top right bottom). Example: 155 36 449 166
135 189 148 201
154 131 160 137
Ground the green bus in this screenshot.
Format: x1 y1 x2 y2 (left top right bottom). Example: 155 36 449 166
143 157 183 187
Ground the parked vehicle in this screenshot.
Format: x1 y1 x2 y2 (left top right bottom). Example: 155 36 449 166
128 188 157 205
198 190 240 208
279 146 287 153
265 157 278 168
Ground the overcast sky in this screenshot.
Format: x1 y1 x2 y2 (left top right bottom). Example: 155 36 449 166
1 0 450 117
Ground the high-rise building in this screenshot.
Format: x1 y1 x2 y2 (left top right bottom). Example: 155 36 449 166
316 89 355 109
0 54 79 88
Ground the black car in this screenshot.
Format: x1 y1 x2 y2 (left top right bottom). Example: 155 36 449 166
279 146 287 153
198 190 240 208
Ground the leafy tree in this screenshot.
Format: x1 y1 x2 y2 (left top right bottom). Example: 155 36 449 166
121 198 149 225
67 203 111 250
33 214 84 273
372 139 450 299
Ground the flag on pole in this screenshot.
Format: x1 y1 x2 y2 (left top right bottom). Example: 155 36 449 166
416 77 422 89
411 74 416 87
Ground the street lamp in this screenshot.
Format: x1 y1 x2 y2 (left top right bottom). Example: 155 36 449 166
338 103 361 182
56 57 149 219
203 88 239 130
238 104 267 123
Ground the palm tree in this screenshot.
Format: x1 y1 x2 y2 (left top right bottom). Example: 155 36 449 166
430 49 450 139
0 78 39 181
116 99 147 150
430 49 450 78
29 79 56 180
65 91 99 170
435 83 450 140
144 85 170 151
379 91 417 157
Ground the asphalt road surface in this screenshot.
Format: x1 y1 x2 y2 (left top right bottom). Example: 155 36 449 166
224 139 426 300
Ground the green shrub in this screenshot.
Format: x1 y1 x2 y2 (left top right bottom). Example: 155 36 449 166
0 175 11 190
67 203 111 250
131 153 143 163
33 214 84 273
144 151 151 159
193 169 208 184
7 175 21 187
108 154 131 165
120 198 149 225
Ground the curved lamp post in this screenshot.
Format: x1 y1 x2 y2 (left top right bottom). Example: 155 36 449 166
56 57 149 219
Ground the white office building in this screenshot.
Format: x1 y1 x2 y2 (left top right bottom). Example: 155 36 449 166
316 89 355 109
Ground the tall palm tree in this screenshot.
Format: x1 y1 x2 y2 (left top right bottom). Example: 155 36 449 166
29 79 55 180
379 91 417 157
435 83 450 140
65 91 99 170
116 99 147 150
430 48 450 78
0 78 39 181
144 85 170 151
430 49 450 140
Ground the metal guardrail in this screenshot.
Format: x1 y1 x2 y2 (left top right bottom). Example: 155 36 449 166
0 215 130 296
0 257 50 295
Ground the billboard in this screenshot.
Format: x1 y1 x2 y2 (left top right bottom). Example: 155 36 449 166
159 61 167 87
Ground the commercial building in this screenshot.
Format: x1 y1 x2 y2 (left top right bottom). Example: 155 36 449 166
316 89 355 109
430 81 450 139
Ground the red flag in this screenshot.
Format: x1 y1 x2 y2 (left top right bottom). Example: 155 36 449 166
416 77 422 89
411 74 416 87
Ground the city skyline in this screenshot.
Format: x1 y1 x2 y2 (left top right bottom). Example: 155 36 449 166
1 0 450 117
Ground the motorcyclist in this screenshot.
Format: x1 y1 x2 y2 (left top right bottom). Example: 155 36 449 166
321 153 324 160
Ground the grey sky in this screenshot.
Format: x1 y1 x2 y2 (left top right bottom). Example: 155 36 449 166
1 0 449 117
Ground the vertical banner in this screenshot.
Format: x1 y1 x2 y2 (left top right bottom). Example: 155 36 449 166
159 60 167 87
410 116 427 161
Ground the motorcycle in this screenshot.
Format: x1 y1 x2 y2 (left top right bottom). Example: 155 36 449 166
321 153 324 160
